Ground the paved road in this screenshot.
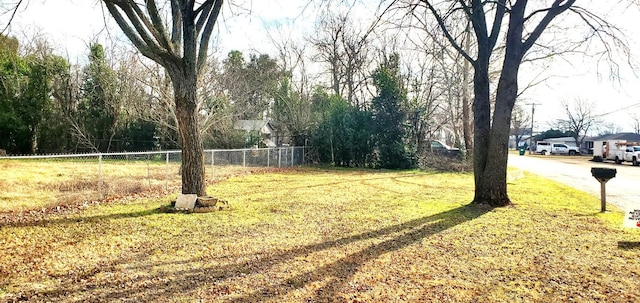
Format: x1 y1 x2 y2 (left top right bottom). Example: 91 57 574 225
508 154 640 211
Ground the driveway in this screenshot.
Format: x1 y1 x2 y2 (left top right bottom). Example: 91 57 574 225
508 154 640 211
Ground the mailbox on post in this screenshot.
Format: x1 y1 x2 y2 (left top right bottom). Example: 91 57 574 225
590 167 616 212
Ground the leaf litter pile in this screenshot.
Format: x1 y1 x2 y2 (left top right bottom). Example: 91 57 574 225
1 167 639 302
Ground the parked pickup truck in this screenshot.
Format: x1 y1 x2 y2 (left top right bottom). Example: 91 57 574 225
535 141 579 156
614 146 640 166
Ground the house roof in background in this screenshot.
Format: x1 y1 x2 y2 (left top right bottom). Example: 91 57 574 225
233 120 272 132
590 132 640 142
541 136 575 142
540 135 594 142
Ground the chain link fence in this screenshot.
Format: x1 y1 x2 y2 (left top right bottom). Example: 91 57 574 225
0 147 309 212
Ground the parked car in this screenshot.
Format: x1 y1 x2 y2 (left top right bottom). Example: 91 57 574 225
430 140 462 157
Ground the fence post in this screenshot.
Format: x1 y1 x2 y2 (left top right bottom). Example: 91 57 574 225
98 154 103 198
147 154 151 190
278 148 282 168
165 152 169 191
243 149 246 167
291 147 294 166
267 148 270 167
211 150 216 182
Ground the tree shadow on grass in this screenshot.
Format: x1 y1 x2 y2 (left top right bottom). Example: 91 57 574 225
225 203 491 302
219 170 440 201
0 207 160 228
618 241 640 250
24 203 490 302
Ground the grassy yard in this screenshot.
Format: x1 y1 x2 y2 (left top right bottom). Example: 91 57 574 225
1 167 639 302
0 158 257 212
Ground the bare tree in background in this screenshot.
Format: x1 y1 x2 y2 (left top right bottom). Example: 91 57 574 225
102 0 222 196
132 57 181 146
459 22 473 153
116 48 238 149
310 9 376 108
267 25 316 145
403 52 442 154
630 113 640 134
310 13 343 98
557 99 599 148
403 5 475 153
510 104 530 149
595 121 622 136
267 25 312 96
436 43 468 150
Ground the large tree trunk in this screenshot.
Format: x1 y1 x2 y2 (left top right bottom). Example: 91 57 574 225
473 23 524 207
473 92 512 206
474 69 519 206
473 124 510 206
172 70 206 196
471 52 493 205
102 0 223 197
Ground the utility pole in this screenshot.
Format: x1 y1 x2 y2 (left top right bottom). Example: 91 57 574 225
526 103 541 155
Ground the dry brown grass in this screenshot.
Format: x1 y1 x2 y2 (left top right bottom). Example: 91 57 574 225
418 153 473 172
0 167 638 302
0 159 259 213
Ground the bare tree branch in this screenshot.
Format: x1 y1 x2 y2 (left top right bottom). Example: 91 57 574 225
170 0 182 53
0 0 23 35
522 0 576 53
487 0 507 51
145 0 174 52
103 2 160 62
419 0 475 65
115 2 164 54
196 0 222 74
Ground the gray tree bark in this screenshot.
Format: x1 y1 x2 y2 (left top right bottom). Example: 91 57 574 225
103 0 223 196
423 0 576 206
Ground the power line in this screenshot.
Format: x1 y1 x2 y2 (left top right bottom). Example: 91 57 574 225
594 101 640 118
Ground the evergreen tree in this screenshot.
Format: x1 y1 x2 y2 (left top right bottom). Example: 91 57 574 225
371 54 412 169
311 90 375 167
0 35 71 154
78 44 120 152
0 35 25 153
